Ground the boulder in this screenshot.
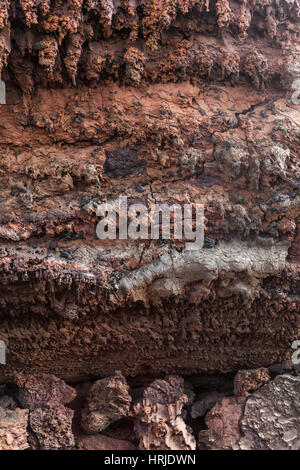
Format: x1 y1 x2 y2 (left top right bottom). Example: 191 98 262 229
14 373 76 409
133 375 196 450
81 371 132 434
238 374 300 450
198 396 244 450
29 401 75 450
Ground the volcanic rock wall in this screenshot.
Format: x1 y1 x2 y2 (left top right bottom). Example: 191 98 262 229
0 0 299 384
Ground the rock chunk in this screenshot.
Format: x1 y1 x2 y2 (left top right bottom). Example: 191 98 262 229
29 401 75 450
238 374 300 450
15 373 76 409
198 396 244 450
0 407 29 450
81 371 132 434
132 375 196 450
234 367 270 398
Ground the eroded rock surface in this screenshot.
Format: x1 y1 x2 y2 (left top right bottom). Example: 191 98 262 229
198 371 300 450
0 0 298 405
0 407 29 450
29 401 75 450
238 374 300 450
81 371 132 434
132 376 196 450
198 396 244 450
15 373 77 409
0 369 299 450
234 367 270 398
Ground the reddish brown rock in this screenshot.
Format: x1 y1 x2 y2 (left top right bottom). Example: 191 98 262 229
0 0 298 452
198 396 244 450
0 0 298 388
29 401 75 450
14 373 76 409
81 371 132 434
132 376 196 450
77 434 137 451
234 368 271 398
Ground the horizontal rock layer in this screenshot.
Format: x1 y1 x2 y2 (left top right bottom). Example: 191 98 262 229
0 0 299 381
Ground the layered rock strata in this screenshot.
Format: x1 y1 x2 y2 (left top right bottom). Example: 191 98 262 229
0 1 298 384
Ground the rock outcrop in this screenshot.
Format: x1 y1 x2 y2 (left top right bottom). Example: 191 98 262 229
0 0 299 382
0 0 299 451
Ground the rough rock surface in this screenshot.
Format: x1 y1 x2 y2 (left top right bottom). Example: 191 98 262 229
198 395 245 450
77 434 137 450
132 375 196 450
198 371 300 450
0 1 299 382
0 407 29 450
14 373 77 409
81 371 132 434
0 369 299 450
0 10 298 458
233 367 270 397
238 374 300 450
29 401 75 450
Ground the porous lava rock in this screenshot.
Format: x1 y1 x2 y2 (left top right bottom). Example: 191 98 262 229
29 401 75 450
0 0 298 434
132 375 196 450
0 406 29 450
14 373 77 409
81 371 132 434
233 367 271 398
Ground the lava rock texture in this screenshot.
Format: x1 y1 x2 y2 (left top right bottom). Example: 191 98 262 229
0 369 299 450
0 1 298 402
